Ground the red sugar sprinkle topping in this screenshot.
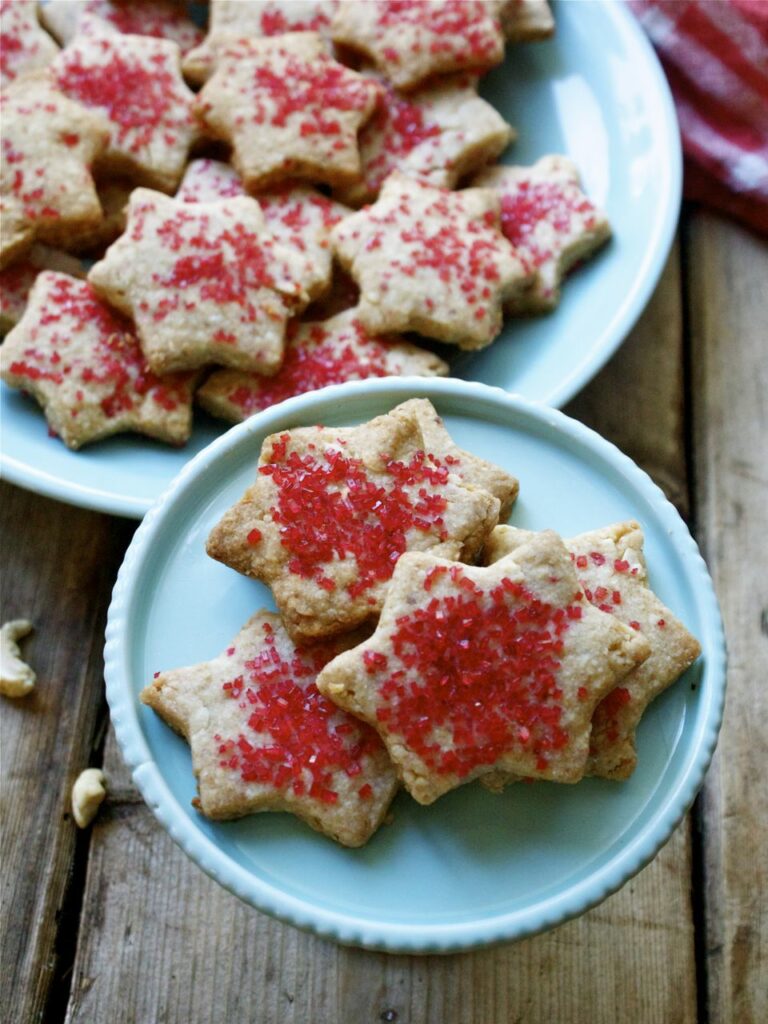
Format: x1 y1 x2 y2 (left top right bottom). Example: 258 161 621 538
360 82 441 193
629 620 642 631
613 559 630 573
8 276 191 419
657 618 666 628
226 320 402 416
54 38 194 155
370 566 582 776
80 0 203 52
499 180 598 268
596 686 632 744
247 528 263 545
259 438 451 597
371 0 502 66
217 623 382 802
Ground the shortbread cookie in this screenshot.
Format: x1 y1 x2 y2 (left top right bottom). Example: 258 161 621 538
0 74 109 268
331 0 505 91
65 178 131 253
474 157 611 313
0 0 59 87
331 173 530 348
497 0 554 42
194 32 381 190
0 244 83 333
197 309 449 423
0 271 195 449
141 612 398 846
206 400 503 642
337 75 514 206
41 0 203 52
183 0 336 84
316 534 650 805
484 522 702 779
175 157 247 203
52 27 200 191
393 398 519 519
88 189 311 374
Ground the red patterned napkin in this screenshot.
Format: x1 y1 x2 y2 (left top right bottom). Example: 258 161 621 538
630 0 768 235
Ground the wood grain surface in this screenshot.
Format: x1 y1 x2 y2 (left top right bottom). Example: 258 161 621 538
1 215 764 1023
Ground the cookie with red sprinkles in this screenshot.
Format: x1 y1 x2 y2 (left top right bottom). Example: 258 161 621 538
197 309 448 424
205 399 503 643
194 32 381 191
183 0 337 85
474 156 611 314
316 533 650 805
88 188 311 374
336 74 514 206
0 0 59 88
331 172 531 349
484 522 702 780
0 271 196 449
330 0 506 92
41 0 203 53
0 73 109 268
140 611 399 847
51 24 201 192
0 243 84 334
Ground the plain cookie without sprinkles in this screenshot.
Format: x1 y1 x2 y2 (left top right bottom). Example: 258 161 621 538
193 32 381 191
140 611 399 848
205 400 503 643
475 156 611 313
336 74 514 206
316 534 650 805
197 309 449 424
331 0 505 91
331 173 530 349
88 188 312 375
0 73 109 268
52 26 200 192
0 272 196 449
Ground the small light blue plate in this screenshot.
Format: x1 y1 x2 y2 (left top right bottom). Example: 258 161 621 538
1 0 681 518
105 379 725 952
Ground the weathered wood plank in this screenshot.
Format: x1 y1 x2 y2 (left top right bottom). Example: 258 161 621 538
64 802 696 1024
687 213 768 1024
0 484 133 1024
62 239 698 1023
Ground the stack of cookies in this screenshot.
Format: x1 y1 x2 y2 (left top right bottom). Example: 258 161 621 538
1 1 610 450
141 399 701 846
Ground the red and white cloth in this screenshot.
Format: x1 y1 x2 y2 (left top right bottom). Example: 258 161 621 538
630 0 768 235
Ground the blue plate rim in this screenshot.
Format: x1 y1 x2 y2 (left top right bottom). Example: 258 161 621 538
1 0 682 520
104 377 725 952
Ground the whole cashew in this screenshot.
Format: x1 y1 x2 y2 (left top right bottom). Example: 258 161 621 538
0 620 36 697
71 768 107 828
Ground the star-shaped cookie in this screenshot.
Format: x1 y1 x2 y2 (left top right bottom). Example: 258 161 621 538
331 0 505 91
337 74 514 206
206 399 505 643
176 161 349 302
197 309 449 423
316 533 651 805
484 522 702 779
141 611 399 847
41 0 203 52
0 73 109 268
474 156 611 314
88 188 311 374
0 0 59 88
0 244 83 334
183 0 337 84
193 32 381 190
331 172 530 348
51 25 200 191
0 271 196 449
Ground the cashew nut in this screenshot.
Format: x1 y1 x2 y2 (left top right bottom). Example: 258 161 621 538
0 619 36 697
72 768 107 828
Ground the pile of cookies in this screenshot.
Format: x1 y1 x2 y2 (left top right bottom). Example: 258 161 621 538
141 399 701 846
0 0 611 450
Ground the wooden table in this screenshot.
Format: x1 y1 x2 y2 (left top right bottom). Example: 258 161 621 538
2 209 765 1024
